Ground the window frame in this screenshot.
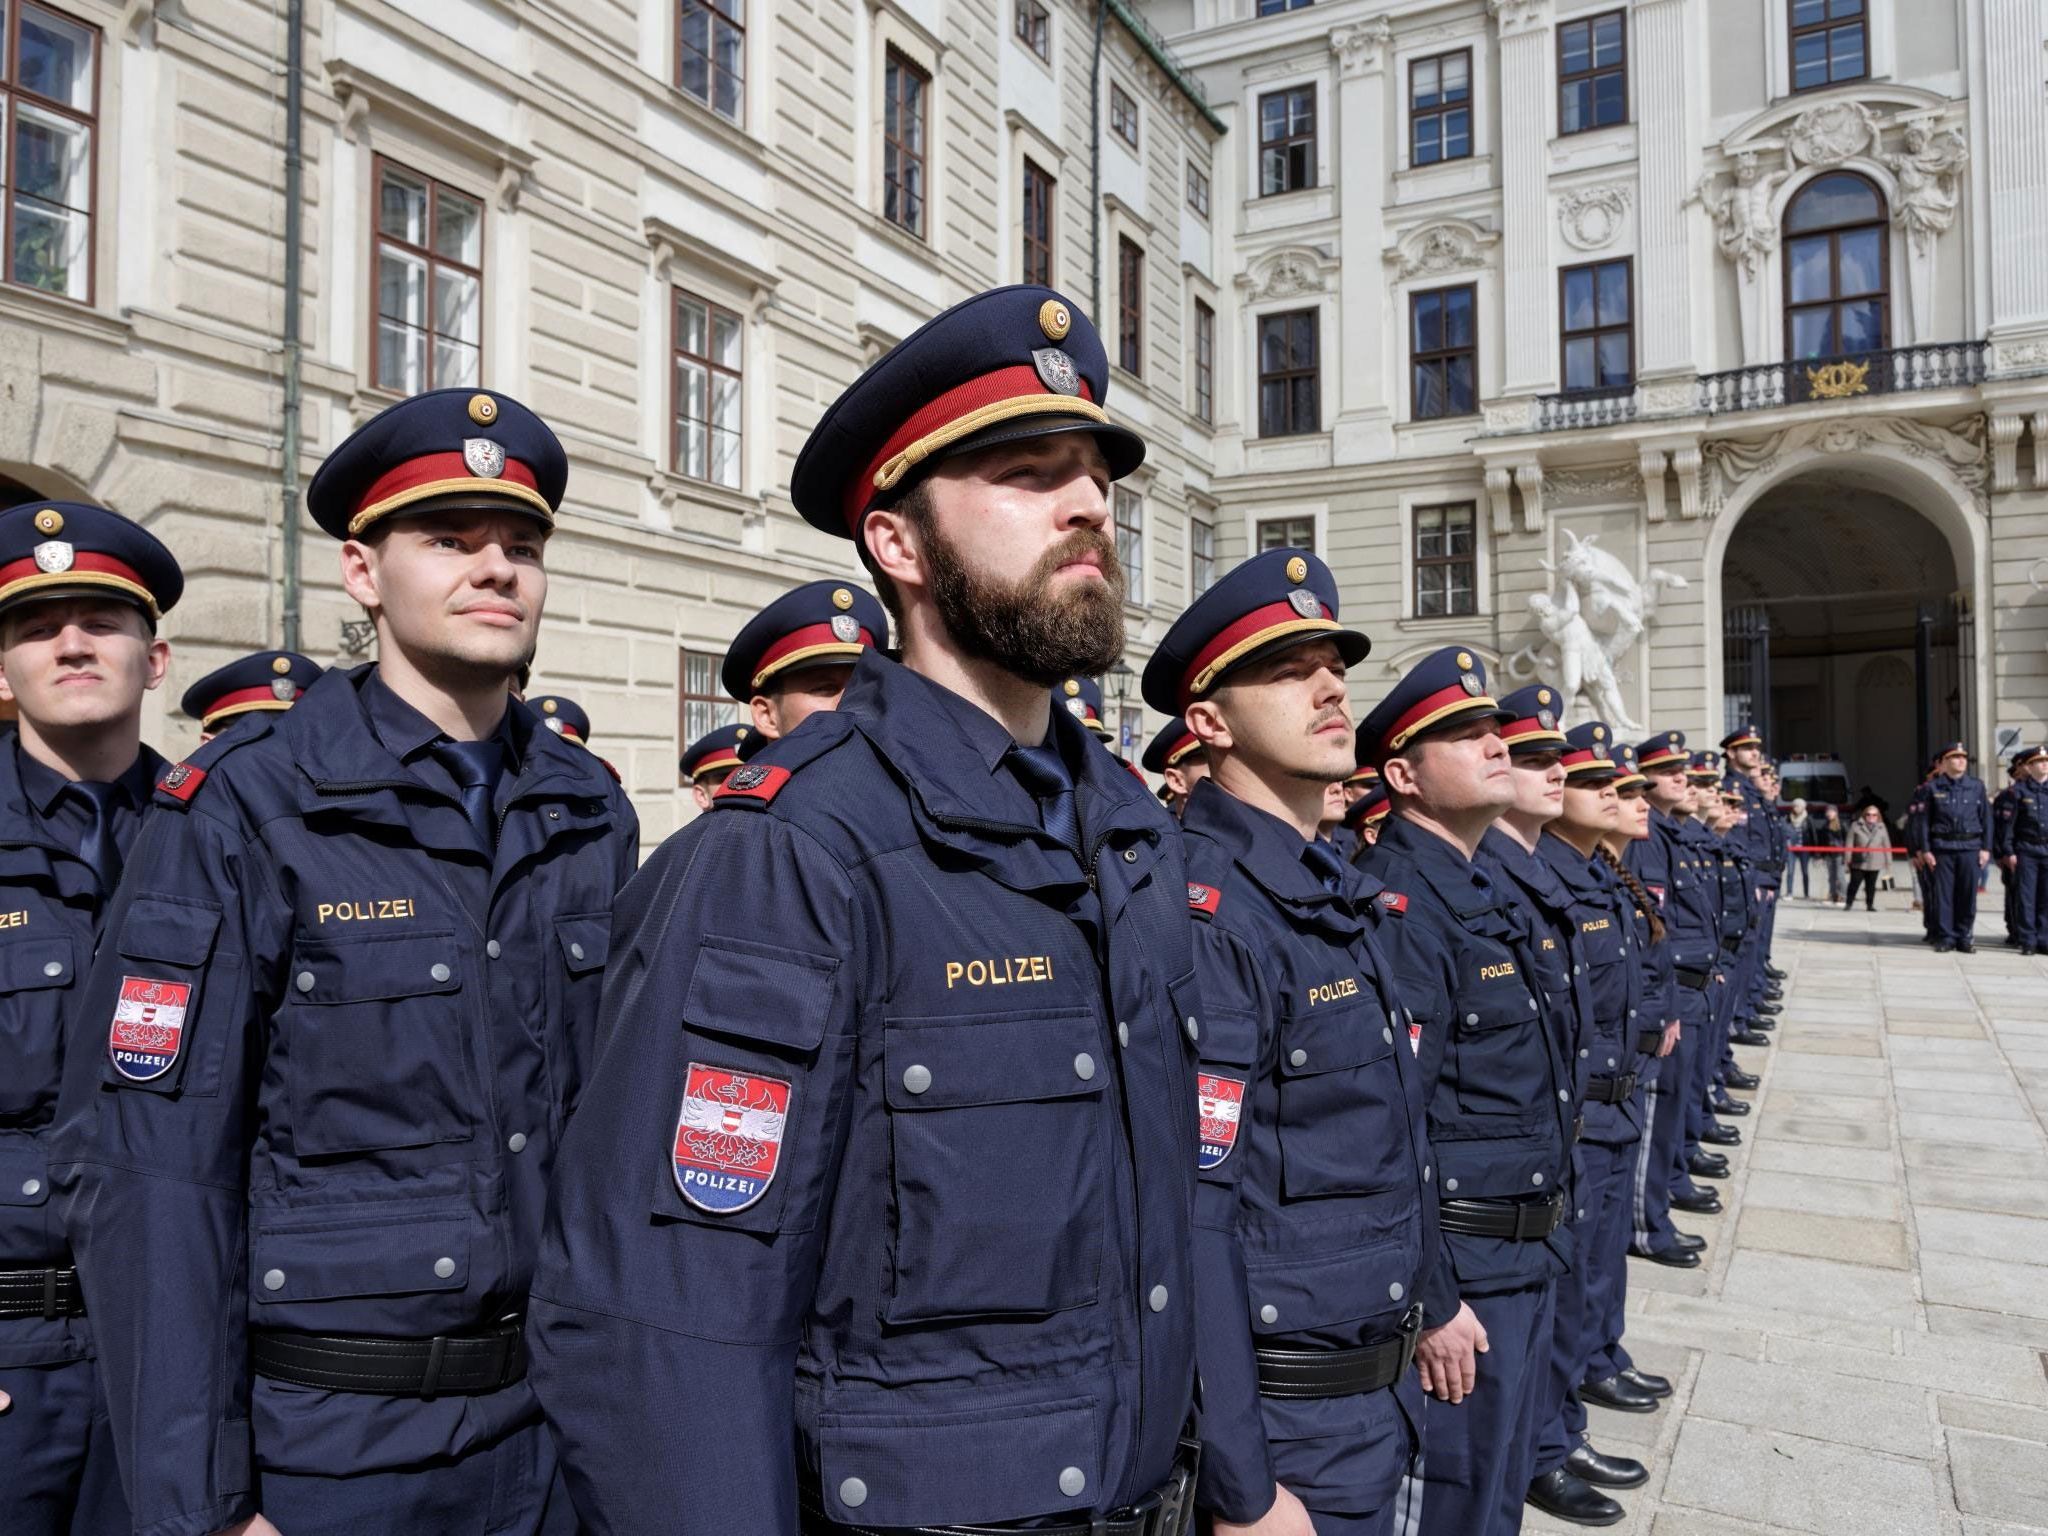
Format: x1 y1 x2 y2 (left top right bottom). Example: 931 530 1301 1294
1186 161 1211 219
1411 501 1479 619
1193 297 1215 424
1114 484 1145 604
1110 82 1139 150
882 46 929 240
1557 9 1628 136
676 0 745 123
1256 0 1316 13
1257 84 1317 197
1788 0 1869 94
1408 48 1473 168
1408 283 1478 423
1189 508 1216 597
1780 172 1890 362
369 156 486 396
1014 0 1051 63
1020 157 1054 287
1 1 102 306
1255 515 1316 555
1117 236 1144 377
670 286 745 491
1558 256 1635 395
678 647 743 783
1256 307 1320 438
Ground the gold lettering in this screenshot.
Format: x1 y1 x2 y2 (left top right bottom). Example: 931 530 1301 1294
943 955 1058 989
315 898 419 924
945 962 964 989
0 909 27 929
1579 918 1611 934
1307 976 1361 1006
1478 961 1518 981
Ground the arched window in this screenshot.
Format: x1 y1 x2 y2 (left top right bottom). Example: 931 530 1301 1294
1783 172 1889 361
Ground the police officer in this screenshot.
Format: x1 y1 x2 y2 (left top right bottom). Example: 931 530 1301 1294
2003 746 2048 954
528 286 1201 1536
681 721 754 810
50 388 641 1536
722 580 890 743
1142 548 1430 1536
0 501 179 1536
1718 732 1781 1035
1912 742 1992 952
1356 648 1573 1536
182 650 322 743
1341 783 1390 856
1141 716 1207 816
1053 673 1115 742
1993 758 2024 947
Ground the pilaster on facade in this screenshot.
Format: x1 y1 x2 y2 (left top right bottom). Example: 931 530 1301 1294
1982 0 2048 338
1632 0 1696 379
1492 0 1555 397
1329 17 1395 461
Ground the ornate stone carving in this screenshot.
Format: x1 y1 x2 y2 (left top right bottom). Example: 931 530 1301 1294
1786 100 1882 166
2034 412 2048 490
1387 221 1499 280
1329 17 1393 77
1242 246 1335 302
1488 0 1549 37
1639 448 1670 523
1701 415 1991 513
1557 183 1631 252
1507 530 1686 734
1690 149 1794 279
1545 463 1642 502
1514 462 1546 532
1882 119 1969 257
1989 414 2024 493
1485 465 1516 536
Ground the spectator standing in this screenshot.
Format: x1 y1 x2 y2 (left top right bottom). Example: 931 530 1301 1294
1845 805 1890 911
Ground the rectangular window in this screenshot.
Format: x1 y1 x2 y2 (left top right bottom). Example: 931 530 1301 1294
2 3 97 302
673 289 743 489
1558 10 1627 134
1110 82 1138 149
1190 511 1216 596
1409 49 1472 166
1256 516 1315 554
1115 486 1145 603
1014 0 1050 62
1193 298 1215 424
1559 258 1633 394
373 159 483 394
1790 0 1867 92
1186 161 1211 219
1410 284 1477 420
679 649 742 782
1257 309 1319 438
883 49 928 239
1413 503 1477 618
1020 158 1054 287
677 0 744 121
1258 85 1316 196
1257 0 1314 12
1117 237 1143 376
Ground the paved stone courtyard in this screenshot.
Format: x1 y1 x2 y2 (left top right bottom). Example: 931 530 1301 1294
1524 890 2048 1536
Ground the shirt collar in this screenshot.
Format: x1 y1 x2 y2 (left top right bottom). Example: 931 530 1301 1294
363 667 520 771
14 735 160 816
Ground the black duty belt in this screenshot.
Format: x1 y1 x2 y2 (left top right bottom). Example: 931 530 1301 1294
1674 966 1711 991
801 1439 1200 1536
1254 1307 1424 1400
1635 1027 1665 1055
1586 1073 1638 1105
1439 1192 1566 1241
250 1317 525 1397
0 1265 85 1320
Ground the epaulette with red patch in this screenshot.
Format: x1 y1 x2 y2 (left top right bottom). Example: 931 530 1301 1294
151 717 270 811
713 763 791 807
1376 891 1409 915
1186 881 1223 918
156 761 207 804
597 755 623 784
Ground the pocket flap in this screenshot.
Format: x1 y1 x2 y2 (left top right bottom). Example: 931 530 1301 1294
289 932 462 1006
1278 999 1394 1077
0 936 73 992
1195 1007 1259 1068
251 1213 469 1302
682 936 836 1054
818 1394 1101 1526
1247 1240 1411 1335
116 898 221 966
884 1009 1104 1110
554 914 610 975
0 1141 49 1207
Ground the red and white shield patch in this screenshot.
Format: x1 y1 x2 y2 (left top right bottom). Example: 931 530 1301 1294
672 1064 791 1214
1196 1072 1245 1171
108 976 192 1082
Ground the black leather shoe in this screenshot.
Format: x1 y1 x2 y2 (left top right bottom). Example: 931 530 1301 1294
1763 984 1784 998
1674 1229 1707 1251
1958 940 1976 954
1632 1243 1701 1269
1724 1067 1761 1089
1731 1028 1773 1048
1712 1096 1752 1116
1526 1466 1625 1526
1934 940 1955 953
1755 1001 1783 1016
1688 1152 1730 1179
1578 1374 1661 1414
1672 1188 1722 1214
1747 1018 1778 1032
1765 965 1787 980
1568 1443 1651 1488
1619 1367 1673 1398
1701 1122 1742 1146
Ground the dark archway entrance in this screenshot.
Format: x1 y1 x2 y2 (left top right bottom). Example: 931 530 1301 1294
1721 478 1966 814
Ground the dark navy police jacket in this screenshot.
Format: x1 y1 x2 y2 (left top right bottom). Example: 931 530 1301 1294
527 650 1200 1536
1536 834 1647 1146
1912 772 1992 853
48 666 639 1536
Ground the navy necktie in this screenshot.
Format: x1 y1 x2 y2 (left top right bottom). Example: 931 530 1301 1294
1007 743 1079 853
1302 837 1347 894
433 739 506 851
70 781 122 894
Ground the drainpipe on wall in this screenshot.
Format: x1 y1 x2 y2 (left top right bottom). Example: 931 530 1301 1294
1089 0 1106 322
280 0 305 652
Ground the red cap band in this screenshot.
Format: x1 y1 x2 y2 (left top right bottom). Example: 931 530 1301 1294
753 622 874 689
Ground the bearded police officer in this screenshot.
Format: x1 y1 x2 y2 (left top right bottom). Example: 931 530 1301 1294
528 286 1201 1536
1147 549 1431 1536
0 501 181 1536
50 389 641 1536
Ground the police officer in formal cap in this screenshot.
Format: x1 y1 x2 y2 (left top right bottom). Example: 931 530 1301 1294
529 285 1201 1536
1142 716 1208 816
0 500 180 1535
2001 745 2048 954
681 720 752 810
1341 784 1391 855
722 580 890 745
1910 741 1991 951
182 650 323 742
527 693 591 745
1053 673 1115 742
1142 548 1430 1536
1354 647 1573 1536
50 388 640 1536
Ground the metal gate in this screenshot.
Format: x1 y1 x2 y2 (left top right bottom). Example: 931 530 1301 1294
1915 593 1974 770
1722 604 1772 744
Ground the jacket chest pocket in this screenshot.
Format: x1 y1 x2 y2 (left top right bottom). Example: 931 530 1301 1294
1194 1008 1258 1194
1276 997 1410 1198
883 1007 1108 1324
548 912 613 1106
283 931 478 1157
0 931 74 1120
1451 972 1541 1116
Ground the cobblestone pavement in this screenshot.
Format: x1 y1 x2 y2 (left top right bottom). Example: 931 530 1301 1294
1524 890 2048 1536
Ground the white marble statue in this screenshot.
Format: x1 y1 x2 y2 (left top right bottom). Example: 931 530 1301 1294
1691 149 1794 279
1509 530 1687 735
1883 120 1968 256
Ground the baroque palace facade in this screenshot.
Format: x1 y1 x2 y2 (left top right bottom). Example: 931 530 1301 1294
0 0 2043 832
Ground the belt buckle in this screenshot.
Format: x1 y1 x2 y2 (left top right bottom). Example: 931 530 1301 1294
1396 1303 1425 1377
1152 1438 1201 1536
